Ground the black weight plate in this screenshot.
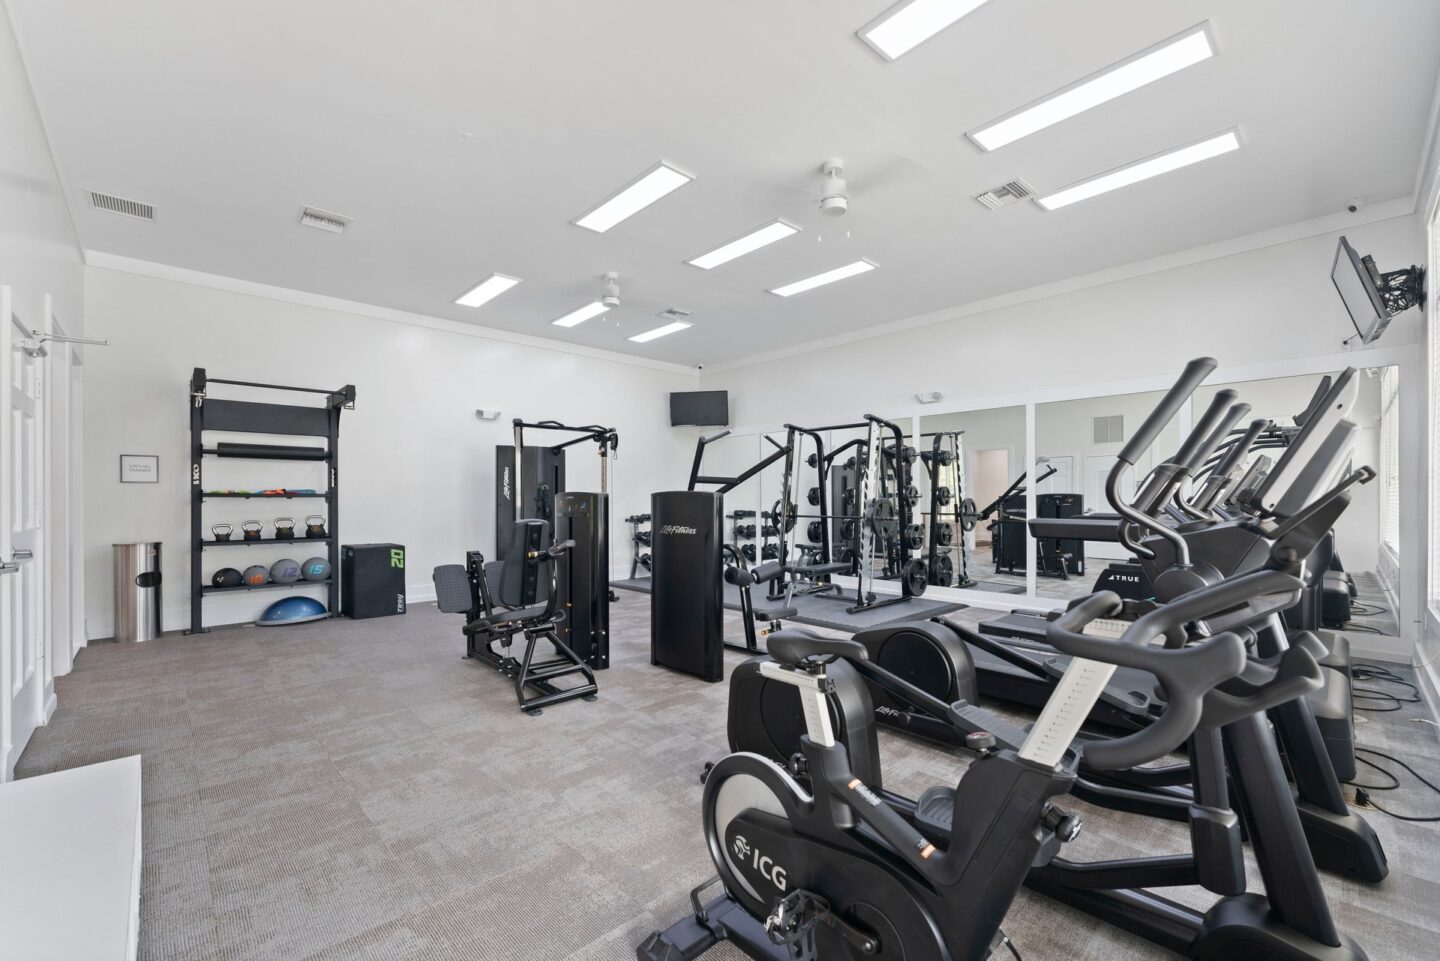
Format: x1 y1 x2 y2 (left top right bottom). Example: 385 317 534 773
935 486 953 506
903 523 924 550
807 487 821 506
959 497 978 532
934 522 954 546
807 520 823 543
902 558 928 597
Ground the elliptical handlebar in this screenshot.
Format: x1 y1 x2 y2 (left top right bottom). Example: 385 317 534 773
1117 357 1217 467
1044 571 1312 770
1173 389 1240 471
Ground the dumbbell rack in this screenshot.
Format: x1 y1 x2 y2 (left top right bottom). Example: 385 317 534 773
730 510 757 564
627 513 653 578
186 369 354 634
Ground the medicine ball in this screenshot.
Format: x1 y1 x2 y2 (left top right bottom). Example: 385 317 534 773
211 567 243 588
300 557 331 582
270 558 302 584
242 565 271 586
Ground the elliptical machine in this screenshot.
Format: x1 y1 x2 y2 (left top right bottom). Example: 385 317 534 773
642 564 1324 961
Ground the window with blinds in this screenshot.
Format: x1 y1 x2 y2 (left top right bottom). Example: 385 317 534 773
1379 366 1400 556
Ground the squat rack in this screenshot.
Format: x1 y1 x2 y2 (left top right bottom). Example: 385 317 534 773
186 369 355 635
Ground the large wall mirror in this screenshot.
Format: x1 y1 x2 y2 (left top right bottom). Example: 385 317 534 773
917 406 1027 598
1031 389 1183 601
1192 367 1401 638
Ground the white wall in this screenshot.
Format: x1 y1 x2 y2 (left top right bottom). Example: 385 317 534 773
0 7 82 334
81 266 699 637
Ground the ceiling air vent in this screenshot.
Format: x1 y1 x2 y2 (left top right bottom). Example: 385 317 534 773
658 307 694 321
89 191 154 221
299 206 349 234
973 178 1035 210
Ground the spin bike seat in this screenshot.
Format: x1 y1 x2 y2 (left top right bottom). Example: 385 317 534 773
767 630 868 666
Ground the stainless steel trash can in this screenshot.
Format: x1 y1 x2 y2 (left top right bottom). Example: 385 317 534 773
113 542 162 642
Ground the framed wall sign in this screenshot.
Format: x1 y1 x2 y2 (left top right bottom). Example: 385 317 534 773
120 454 159 483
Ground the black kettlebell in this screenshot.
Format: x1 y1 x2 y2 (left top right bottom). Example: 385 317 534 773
242 520 264 542
211 523 233 542
274 517 296 539
305 515 328 539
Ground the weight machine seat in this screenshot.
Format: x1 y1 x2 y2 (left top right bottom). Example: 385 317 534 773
432 564 475 614
753 606 798 622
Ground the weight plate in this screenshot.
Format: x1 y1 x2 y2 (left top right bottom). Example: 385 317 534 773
934 522 954 546
841 519 858 541
959 497 979 532
807 521 823 543
935 486 953 506
902 558 928 598
905 485 921 508
903 523 924 550
806 453 819 468
769 499 797 534
935 448 954 466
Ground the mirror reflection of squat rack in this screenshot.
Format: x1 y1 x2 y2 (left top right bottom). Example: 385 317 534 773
918 430 975 588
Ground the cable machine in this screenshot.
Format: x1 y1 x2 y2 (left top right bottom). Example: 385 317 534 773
510 419 618 670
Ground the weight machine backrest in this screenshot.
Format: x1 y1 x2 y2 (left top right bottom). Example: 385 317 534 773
499 519 551 608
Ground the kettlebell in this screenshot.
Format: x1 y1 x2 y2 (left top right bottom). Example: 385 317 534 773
274 517 296 539
305 515 328 539
242 520 264 542
211 523 234 542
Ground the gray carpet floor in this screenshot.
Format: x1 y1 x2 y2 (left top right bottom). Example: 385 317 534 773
14 593 1440 961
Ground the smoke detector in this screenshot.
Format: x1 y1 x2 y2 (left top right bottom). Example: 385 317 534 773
974 179 1035 210
819 159 849 217
601 272 622 308
299 206 350 233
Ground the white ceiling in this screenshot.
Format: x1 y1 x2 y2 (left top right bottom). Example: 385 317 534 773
10 0 1440 366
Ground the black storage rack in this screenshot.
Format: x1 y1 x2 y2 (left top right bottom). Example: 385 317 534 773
186 369 355 634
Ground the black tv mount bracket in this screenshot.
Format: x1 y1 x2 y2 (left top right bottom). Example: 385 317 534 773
1377 264 1425 315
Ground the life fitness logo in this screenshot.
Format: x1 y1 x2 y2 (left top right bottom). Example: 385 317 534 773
732 834 787 892
502 467 511 500
661 525 697 536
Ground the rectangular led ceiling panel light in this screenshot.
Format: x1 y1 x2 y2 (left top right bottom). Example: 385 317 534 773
1035 130 1240 211
454 273 521 308
573 161 694 233
688 220 800 269
769 259 877 297
628 321 693 343
969 24 1216 151
860 0 992 61
552 301 611 327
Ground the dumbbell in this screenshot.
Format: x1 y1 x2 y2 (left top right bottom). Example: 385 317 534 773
736 524 756 539
807 520 824 543
761 524 780 538
807 487 822 506
639 553 652 570
635 531 652 545
761 544 780 560
741 544 757 562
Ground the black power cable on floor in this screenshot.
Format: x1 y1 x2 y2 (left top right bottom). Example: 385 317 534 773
1351 749 1440 823
1345 664 1440 821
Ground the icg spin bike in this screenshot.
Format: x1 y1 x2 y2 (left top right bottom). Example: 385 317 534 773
640 568 1323 961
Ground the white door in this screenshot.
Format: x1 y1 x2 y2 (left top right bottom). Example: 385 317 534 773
1084 454 1135 561
1035 454 1075 495
3 292 46 780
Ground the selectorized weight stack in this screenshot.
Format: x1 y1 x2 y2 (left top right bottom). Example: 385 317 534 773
510 420 618 671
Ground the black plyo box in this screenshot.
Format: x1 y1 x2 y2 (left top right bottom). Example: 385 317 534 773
341 543 407 619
